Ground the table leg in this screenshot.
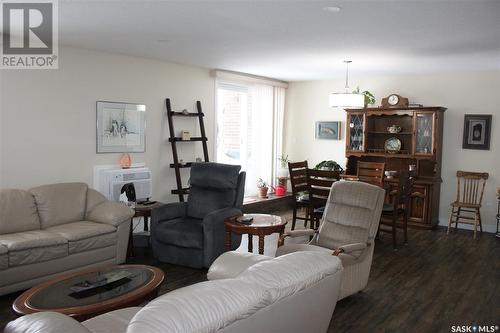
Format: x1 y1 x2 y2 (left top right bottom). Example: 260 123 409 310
127 218 134 257
258 235 265 255
225 229 232 252
144 216 149 232
248 234 253 253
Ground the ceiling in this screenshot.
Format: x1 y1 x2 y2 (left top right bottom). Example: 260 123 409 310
58 0 500 81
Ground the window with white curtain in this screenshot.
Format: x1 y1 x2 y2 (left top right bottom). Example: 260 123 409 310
215 72 286 196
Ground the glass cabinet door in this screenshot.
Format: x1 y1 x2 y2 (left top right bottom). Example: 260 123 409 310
415 112 434 155
347 113 365 152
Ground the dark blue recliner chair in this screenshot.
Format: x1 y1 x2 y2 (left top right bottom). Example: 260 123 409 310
151 163 245 268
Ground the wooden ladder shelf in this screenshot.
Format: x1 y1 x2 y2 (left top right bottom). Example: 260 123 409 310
166 98 209 201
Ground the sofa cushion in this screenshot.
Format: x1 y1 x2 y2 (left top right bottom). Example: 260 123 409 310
0 230 68 267
187 187 236 219
329 181 381 211
238 251 342 303
0 189 40 234
85 188 107 214
45 221 117 254
82 307 141 333
189 163 241 189
127 279 269 333
30 183 88 228
0 245 7 270
154 218 203 249
186 163 241 219
207 251 273 281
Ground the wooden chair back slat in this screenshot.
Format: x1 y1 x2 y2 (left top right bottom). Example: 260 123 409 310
455 170 489 205
307 168 339 209
357 161 385 187
288 161 309 197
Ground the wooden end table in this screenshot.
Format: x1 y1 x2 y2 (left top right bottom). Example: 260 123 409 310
13 264 164 321
224 214 287 255
128 201 164 257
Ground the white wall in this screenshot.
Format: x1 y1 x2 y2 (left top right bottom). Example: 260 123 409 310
284 71 500 231
0 46 215 203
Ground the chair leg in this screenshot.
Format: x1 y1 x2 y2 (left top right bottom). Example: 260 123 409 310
473 213 478 239
291 207 297 231
478 209 483 233
447 207 454 234
455 207 461 231
309 208 314 230
392 213 397 250
403 210 408 245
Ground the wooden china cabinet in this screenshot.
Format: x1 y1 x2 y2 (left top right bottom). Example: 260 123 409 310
344 106 446 229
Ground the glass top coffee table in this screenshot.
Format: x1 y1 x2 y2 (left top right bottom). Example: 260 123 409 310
13 265 164 321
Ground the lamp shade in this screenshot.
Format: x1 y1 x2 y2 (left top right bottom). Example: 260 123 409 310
329 93 365 108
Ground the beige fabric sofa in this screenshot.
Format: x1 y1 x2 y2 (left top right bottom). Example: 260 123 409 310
6 251 343 333
0 183 134 296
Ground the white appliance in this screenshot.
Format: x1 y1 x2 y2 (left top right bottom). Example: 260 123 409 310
94 166 152 202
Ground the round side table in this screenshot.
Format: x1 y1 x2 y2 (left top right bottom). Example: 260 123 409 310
224 214 287 255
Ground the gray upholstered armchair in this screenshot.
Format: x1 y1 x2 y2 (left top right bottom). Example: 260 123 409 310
276 181 385 300
151 163 246 268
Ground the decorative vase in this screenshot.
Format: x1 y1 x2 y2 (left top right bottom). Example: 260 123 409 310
277 167 289 178
119 153 132 168
257 187 268 198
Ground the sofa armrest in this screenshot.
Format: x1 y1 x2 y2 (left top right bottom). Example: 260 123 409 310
278 229 317 247
202 207 242 226
202 207 242 267
86 201 134 227
332 242 368 256
5 312 91 333
150 202 187 230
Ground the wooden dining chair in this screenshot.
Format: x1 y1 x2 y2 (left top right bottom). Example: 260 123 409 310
447 171 489 239
357 161 385 187
307 168 341 230
288 161 311 230
379 170 414 249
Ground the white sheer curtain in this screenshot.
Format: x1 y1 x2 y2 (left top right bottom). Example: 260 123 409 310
216 81 286 196
245 84 274 195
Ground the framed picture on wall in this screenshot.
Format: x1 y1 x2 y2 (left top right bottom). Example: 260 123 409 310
315 121 341 140
96 101 146 153
462 114 491 150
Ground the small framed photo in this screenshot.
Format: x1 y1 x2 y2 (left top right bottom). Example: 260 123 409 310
97 101 146 153
315 121 341 140
462 114 492 150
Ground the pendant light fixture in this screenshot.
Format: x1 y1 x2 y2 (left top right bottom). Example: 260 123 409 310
329 60 365 108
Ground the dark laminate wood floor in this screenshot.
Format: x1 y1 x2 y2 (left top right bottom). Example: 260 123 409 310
0 211 498 332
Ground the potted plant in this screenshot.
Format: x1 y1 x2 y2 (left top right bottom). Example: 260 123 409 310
257 178 269 198
314 160 344 172
277 154 290 178
353 87 375 107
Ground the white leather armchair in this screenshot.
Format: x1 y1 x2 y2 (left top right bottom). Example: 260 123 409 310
276 181 385 300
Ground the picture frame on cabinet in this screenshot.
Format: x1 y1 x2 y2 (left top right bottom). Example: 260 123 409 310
315 121 341 140
462 114 491 150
